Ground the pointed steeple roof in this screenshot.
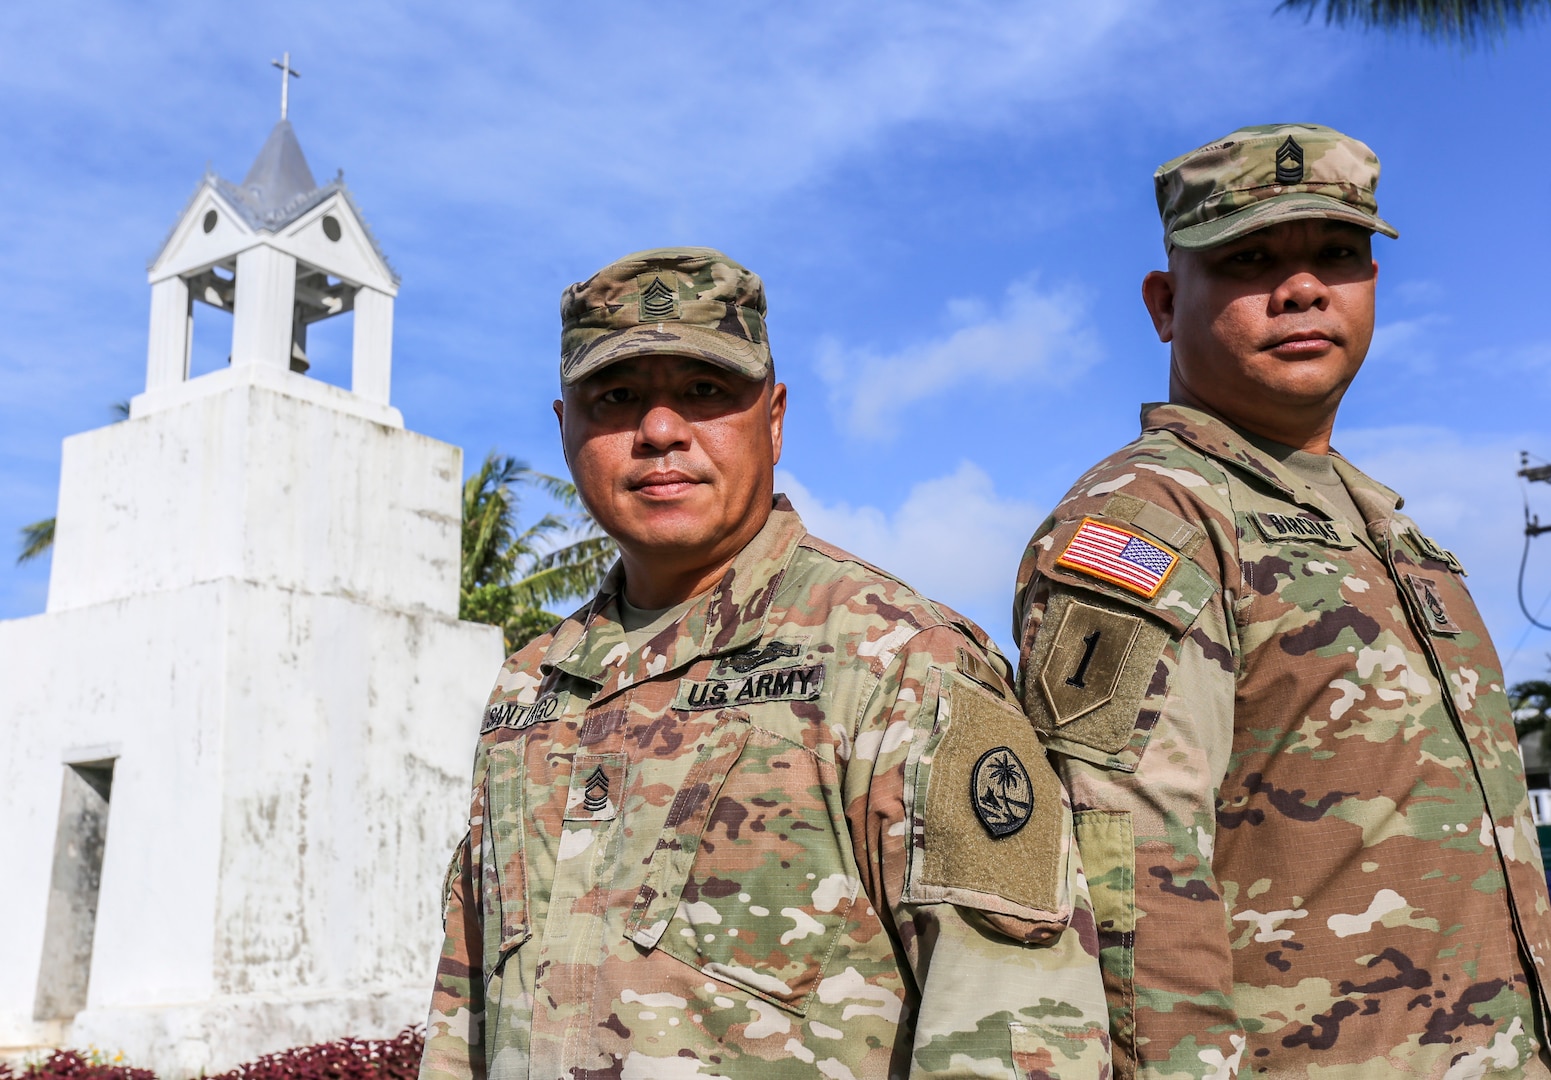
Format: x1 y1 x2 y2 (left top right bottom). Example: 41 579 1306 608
148 118 399 287
238 119 318 220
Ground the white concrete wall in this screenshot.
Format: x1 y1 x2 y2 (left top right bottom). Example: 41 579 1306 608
50 385 461 617
1 381 504 1073
0 584 498 1071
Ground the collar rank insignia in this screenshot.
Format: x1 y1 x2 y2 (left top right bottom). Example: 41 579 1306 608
582 766 611 813
1275 135 1305 185
1405 573 1461 635
1056 518 1179 599
638 275 680 321
971 746 1034 838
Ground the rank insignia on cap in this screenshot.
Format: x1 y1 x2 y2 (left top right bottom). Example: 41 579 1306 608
638 275 680 321
1275 135 1305 184
971 746 1033 838
1056 518 1180 599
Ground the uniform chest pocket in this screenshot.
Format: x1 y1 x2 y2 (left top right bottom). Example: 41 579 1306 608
625 710 858 1015
481 741 531 969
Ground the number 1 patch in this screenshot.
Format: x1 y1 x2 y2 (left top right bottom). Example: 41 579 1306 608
1039 602 1144 726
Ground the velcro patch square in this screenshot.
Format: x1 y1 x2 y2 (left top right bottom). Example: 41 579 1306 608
1056 518 1179 599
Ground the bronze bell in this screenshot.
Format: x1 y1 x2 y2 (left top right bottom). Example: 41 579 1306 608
289 315 310 374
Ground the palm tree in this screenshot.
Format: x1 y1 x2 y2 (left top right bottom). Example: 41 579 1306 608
1278 0 1549 42
459 452 617 653
1512 678 1551 752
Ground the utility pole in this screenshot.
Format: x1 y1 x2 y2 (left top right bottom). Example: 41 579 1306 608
1522 454 1551 537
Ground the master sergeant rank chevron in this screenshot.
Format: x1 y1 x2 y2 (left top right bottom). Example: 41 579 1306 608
1056 517 1179 599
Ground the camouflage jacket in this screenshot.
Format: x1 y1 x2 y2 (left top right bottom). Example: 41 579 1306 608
1012 404 1551 1079
422 499 1111 1080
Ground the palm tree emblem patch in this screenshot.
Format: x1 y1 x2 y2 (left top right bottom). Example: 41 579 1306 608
971 747 1033 838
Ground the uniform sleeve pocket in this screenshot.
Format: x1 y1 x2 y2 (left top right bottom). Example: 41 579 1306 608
482 742 531 964
626 710 857 1015
1009 1021 1111 1080
1072 808 1134 1072
440 834 467 932
905 670 1073 940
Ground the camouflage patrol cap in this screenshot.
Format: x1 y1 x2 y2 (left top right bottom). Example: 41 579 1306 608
559 247 771 386
1155 123 1399 251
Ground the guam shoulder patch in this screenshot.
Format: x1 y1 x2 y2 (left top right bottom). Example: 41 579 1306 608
1056 517 1179 599
971 747 1033 838
909 671 1069 935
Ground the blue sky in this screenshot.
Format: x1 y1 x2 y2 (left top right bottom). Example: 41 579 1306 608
3 1 1550 677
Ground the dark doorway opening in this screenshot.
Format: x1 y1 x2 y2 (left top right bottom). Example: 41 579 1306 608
33 760 114 1021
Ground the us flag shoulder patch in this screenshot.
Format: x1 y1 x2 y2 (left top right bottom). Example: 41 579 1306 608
1056 517 1180 599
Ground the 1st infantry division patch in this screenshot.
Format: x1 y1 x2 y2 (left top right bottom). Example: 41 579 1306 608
1056 518 1179 599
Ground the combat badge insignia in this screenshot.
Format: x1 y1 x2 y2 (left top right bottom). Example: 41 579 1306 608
1056 518 1179 599
1406 527 1465 573
637 274 680 321
971 746 1034 838
1406 572 1462 635
1276 135 1305 184
719 639 802 674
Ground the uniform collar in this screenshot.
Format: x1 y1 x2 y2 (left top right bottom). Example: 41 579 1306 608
1140 402 1404 542
540 496 807 698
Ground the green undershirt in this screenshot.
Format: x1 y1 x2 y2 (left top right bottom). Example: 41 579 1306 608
1240 430 1368 534
618 592 696 648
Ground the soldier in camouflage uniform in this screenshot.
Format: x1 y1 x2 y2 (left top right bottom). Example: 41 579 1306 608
421 247 1111 1079
1012 125 1551 1078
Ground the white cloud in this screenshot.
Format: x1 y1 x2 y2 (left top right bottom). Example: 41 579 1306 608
1389 280 1445 307
1364 314 1446 372
1336 426 1551 684
778 462 1042 651
815 277 1101 439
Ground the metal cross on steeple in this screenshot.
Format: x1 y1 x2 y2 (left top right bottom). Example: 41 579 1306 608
271 52 301 120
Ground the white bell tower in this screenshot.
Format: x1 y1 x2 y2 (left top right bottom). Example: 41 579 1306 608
139 87 400 425
0 64 502 1075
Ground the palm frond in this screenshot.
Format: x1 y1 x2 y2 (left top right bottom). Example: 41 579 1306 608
524 471 588 510
461 452 529 593
1277 0 1548 42
1511 678 1551 740
17 517 56 564
457 452 618 652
